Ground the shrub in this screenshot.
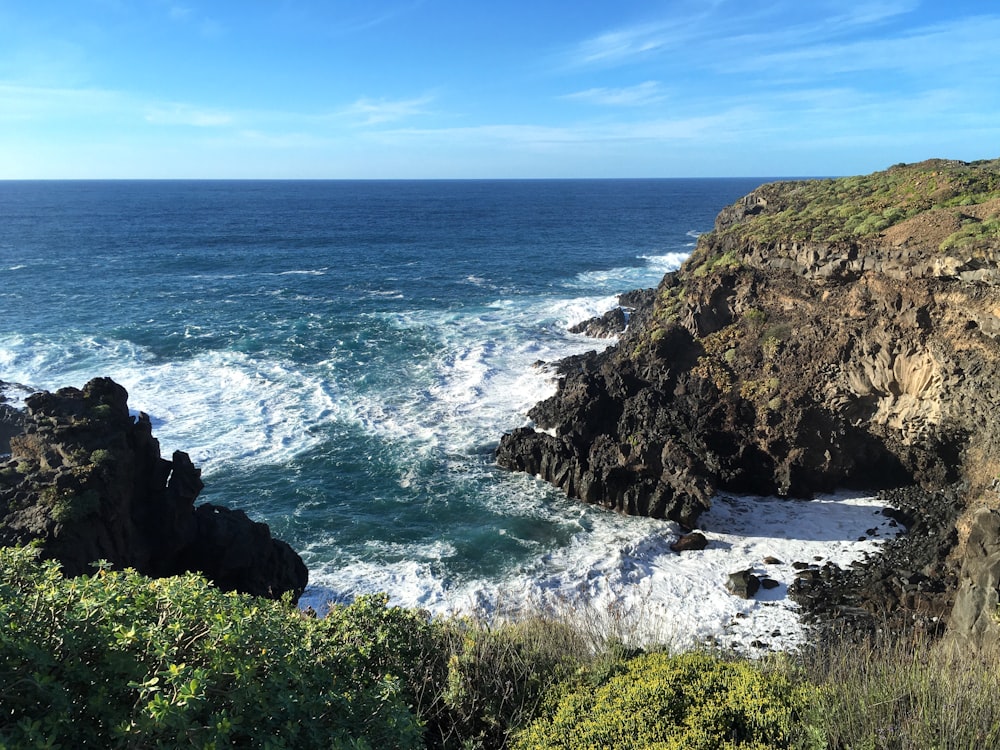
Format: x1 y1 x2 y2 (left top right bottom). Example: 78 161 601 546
513 650 819 750
0 546 423 749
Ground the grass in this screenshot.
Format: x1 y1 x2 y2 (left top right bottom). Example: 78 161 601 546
799 630 1000 749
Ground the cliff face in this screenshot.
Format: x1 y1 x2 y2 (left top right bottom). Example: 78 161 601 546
497 159 1000 633
0 377 308 601
500 160 1000 525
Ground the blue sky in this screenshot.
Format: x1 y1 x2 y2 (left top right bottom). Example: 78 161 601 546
1 0 997 178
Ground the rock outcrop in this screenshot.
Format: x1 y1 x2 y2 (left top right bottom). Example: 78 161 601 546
0 377 307 601
497 158 1000 633
948 508 1000 649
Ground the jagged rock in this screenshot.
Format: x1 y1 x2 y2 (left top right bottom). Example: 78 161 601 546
0 380 27 456
726 569 760 599
0 377 307 602
670 531 708 552
568 307 628 338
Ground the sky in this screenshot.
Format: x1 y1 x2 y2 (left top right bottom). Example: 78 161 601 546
1 0 998 179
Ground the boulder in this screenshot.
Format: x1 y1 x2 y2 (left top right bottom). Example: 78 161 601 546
0 377 307 602
670 531 708 552
726 569 760 599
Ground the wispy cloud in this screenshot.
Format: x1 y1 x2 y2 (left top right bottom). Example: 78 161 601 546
562 0 924 72
159 1 224 38
167 5 192 22
730 14 1000 78
340 95 435 126
563 81 666 107
369 107 753 150
0 82 121 120
829 0 920 28
145 103 233 127
332 1 427 35
568 21 681 68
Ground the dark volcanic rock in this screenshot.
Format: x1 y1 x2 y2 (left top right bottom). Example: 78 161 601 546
946 507 1000 649
726 569 760 599
670 531 708 552
791 484 962 640
498 158 1000 639
568 306 628 338
0 377 307 601
0 380 27 455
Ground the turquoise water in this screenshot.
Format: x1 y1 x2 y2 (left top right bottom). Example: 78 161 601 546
0 178 766 610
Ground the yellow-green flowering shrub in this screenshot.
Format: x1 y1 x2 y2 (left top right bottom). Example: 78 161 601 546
514 650 818 750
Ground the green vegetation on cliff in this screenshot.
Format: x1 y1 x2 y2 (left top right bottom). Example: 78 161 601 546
720 159 1000 247
705 157 1000 248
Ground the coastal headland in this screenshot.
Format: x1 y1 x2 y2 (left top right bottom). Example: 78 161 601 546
498 158 1000 644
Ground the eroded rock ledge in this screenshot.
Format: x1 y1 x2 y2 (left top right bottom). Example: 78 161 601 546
497 158 1000 635
0 377 307 601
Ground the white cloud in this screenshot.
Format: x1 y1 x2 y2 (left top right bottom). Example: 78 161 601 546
569 21 680 68
563 81 666 107
0 83 121 120
340 95 435 125
144 103 234 127
730 14 1000 78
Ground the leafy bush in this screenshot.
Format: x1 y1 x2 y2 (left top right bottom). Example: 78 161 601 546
513 651 819 750
0 546 423 749
939 214 1000 253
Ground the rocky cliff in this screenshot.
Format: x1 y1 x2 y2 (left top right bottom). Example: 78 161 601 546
0 377 307 601
497 158 1000 636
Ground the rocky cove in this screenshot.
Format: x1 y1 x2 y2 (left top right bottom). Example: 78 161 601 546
497 158 1000 647
4 159 1000 651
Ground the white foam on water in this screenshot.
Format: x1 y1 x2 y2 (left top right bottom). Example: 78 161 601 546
304 491 901 653
637 251 693 271
570 250 690 292
504 491 901 653
0 333 334 474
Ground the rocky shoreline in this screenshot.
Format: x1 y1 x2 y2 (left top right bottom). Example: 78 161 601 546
0 377 307 602
498 159 1000 647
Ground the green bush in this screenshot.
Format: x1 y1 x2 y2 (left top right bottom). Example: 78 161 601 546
513 651 819 750
0 546 423 749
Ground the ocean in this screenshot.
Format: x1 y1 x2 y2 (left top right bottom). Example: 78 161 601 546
0 178 897 649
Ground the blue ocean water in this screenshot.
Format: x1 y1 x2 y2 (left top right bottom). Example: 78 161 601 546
0 178 766 612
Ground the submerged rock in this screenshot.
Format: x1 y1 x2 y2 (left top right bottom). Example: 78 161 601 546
0 377 307 601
